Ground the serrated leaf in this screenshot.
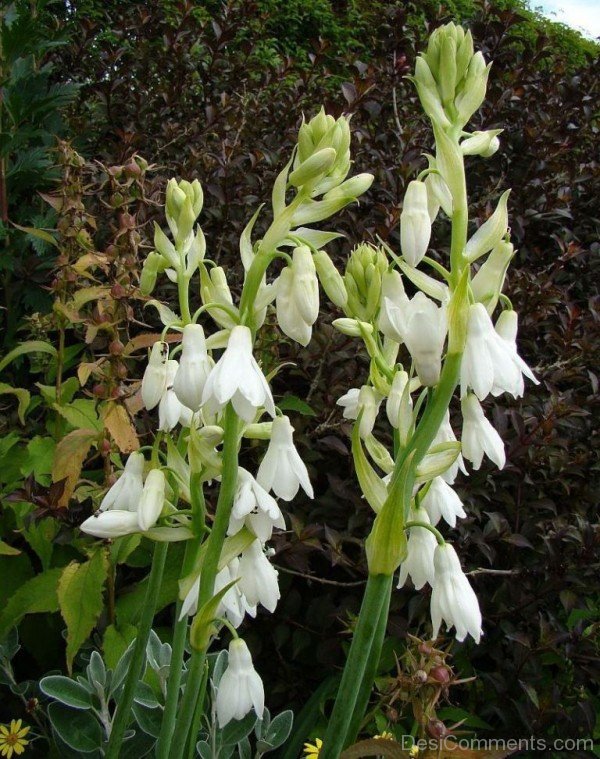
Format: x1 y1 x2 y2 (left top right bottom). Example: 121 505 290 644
58 551 108 673
47 702 102 753
40 675 93 709
0 567 62 640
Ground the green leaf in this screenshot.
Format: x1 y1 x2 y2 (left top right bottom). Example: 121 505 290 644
0 567 61 640
87 651 106 689
0 340 57 373
0 382 30 423
47 702 102 753
11 222 59 247
132 702 162 738
23 517 58 570
220 712 257 747
264 710 293 749
103 623 137 671
21 436 56 484
190 579 239 651
277 394 316 417
40 675 93 710
53 399 102 431
58 551 108 672
0 540 20 556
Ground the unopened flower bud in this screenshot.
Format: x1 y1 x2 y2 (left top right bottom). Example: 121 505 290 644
332 317 369 337
455 52 491 126
313 250 348 309
461 130 502 157
288 148 337 188
471 239 514 314
465 190 510 262
138 468 166 532
344 244 388 322
401 180 432 267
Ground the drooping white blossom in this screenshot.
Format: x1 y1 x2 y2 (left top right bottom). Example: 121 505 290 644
421 476 466 527
141 341 169 410
276 246 320 347
493 310 539 396
397 507 437 590
215 638 265 727
461 393 505 470
227 467 286 542
430 543 482 643
202 325 275 422
98 451 145 513
237 540 281 613
461 303 527 400
159 360 193 432
337 385 383 439
173 323 213 411
180 559 255 628
431 410 467 485
137 469 166 532
257 415 313 501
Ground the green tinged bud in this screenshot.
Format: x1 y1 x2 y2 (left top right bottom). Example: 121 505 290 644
154 222 179 268
344 244 388 322
313 250 348 309
288 147 337 187
139 251 167 295
332 317 368 337
465 190 510 262
413 57 450 129
432 124 466 202
439 34 458 106
455 29 474 85
455 53 491 126
471 239 514 314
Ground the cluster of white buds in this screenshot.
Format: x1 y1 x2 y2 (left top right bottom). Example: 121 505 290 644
325 22 539 646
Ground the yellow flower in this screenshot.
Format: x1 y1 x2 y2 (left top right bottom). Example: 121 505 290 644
303 737 323 757
409 746 420 758
0 720 30 758
374 730 395 740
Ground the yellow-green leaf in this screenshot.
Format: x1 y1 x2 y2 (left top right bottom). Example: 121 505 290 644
0 540 21 556
58 551 108 673
52 428 98 507
12 223 59 247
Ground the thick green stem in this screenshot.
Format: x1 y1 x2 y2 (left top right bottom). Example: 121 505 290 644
155 607 188 759
105 541 169 759
344 575 393 746
170 403 239 757
178 273 192 325
320 573 391 758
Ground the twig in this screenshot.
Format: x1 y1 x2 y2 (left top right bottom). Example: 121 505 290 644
274 564 366 587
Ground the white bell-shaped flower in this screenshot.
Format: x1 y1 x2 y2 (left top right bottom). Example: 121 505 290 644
397 507 437 590
430 543 482 643
237 540 280 613
215 638 265 728
461 393 505 470
257 415 313 501
400 180 432 267
378 269 409 341
493 310 539 396
275 266 312 347
399 293 447 386
227 467 286 542
180 559 255 628
337 385 383 439
431 410 467 485
159 360 192 432
173 324 213 411
141 341 169 410
422 477 466 527
98 451 145 512
461 303 524 400
202 325 275 422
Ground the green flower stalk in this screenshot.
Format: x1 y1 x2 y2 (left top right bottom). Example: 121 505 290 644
320 22 538 757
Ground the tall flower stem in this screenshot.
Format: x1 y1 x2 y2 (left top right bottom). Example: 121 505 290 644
170 403 239 757
105 541 169 759
322 134 470 755
320 573 393 758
